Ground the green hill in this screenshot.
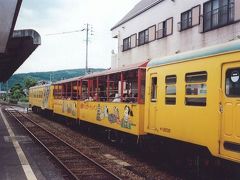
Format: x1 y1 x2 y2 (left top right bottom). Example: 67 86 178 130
0 68 105 90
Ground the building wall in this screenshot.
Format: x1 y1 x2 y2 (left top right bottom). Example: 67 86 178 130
111 0 240 68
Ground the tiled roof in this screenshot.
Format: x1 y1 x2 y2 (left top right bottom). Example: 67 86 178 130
111 0 164 30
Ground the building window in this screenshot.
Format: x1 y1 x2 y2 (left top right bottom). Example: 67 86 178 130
130 34 137 48
122 34 137 51
165 75 176 105
151 77 157 102
157 21 166 38
157 18 173 39
148 25 156 42
138 29 149 46
185 71 207 106
226 68 240 97
203 0 235 32
179 5 201 31
181 10 192 30
123 37 131 51
138 25 157 46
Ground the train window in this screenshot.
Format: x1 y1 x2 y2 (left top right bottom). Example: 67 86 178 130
165 97 176 105
226 68 240 97
108 74 121 102
151 77 157 102
166 75 177 84
166 86 176 95
53 86 57 99
81 81 88 100
165 75 176 105
185 98 206 106
185 72 207 106
186 84 207 95
66 83 72 98
186 71 207 83
72 83 78 99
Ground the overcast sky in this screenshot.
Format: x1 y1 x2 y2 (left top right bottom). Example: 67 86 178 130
15 0 140 73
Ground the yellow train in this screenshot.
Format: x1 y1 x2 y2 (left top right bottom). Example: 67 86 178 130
29 84 54 112
29 40 240 164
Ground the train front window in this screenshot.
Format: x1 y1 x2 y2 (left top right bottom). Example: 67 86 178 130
226 68 240 97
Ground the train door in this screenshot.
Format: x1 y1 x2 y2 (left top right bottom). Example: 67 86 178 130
220 62 240 160
148 74 158 130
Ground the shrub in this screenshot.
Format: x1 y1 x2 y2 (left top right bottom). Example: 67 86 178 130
19 96 29 103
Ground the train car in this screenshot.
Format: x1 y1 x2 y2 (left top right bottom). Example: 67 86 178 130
52 62 147 139
29 83 54 112
78 62 147 138
145 40 240 163
52 77 80 120
29 40 240 165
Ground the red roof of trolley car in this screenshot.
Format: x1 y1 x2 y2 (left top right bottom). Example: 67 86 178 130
53 60 149 85
82 60 148 79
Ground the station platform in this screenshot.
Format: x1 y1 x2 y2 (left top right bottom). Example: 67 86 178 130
0 106 64 180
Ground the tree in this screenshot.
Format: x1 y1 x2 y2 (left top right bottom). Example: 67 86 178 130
12 89 24 100
24 78 37 90
9 83 25 101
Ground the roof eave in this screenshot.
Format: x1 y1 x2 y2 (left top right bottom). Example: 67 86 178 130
0 29 41 82
111 0 164 31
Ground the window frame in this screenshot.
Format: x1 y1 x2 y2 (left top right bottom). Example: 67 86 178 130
185 71 208 107
225 67 240 97
122 33 137 52
157 17 173 39
148 25 156 42
130 33 137 48
138 27 153 46
185 71 208 83
165 75 177 105
123 37 131 51
203 0 235 32
181 9 193 31
179 5 201 31
151 76 158 102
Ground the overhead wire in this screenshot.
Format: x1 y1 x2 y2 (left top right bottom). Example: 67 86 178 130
45 29 85 36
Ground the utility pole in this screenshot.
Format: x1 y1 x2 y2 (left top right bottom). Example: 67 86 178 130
85 23 89 74
82 23 93 74
46 24 93 75
50 73 54 83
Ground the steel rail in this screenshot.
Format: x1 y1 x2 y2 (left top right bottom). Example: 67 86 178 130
6 106 122 180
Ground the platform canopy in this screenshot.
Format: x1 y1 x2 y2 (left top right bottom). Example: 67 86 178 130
0 0 41 82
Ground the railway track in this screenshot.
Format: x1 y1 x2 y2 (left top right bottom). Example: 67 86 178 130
5 106 121 180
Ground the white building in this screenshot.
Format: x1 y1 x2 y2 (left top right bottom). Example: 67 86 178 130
111 0 240 68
